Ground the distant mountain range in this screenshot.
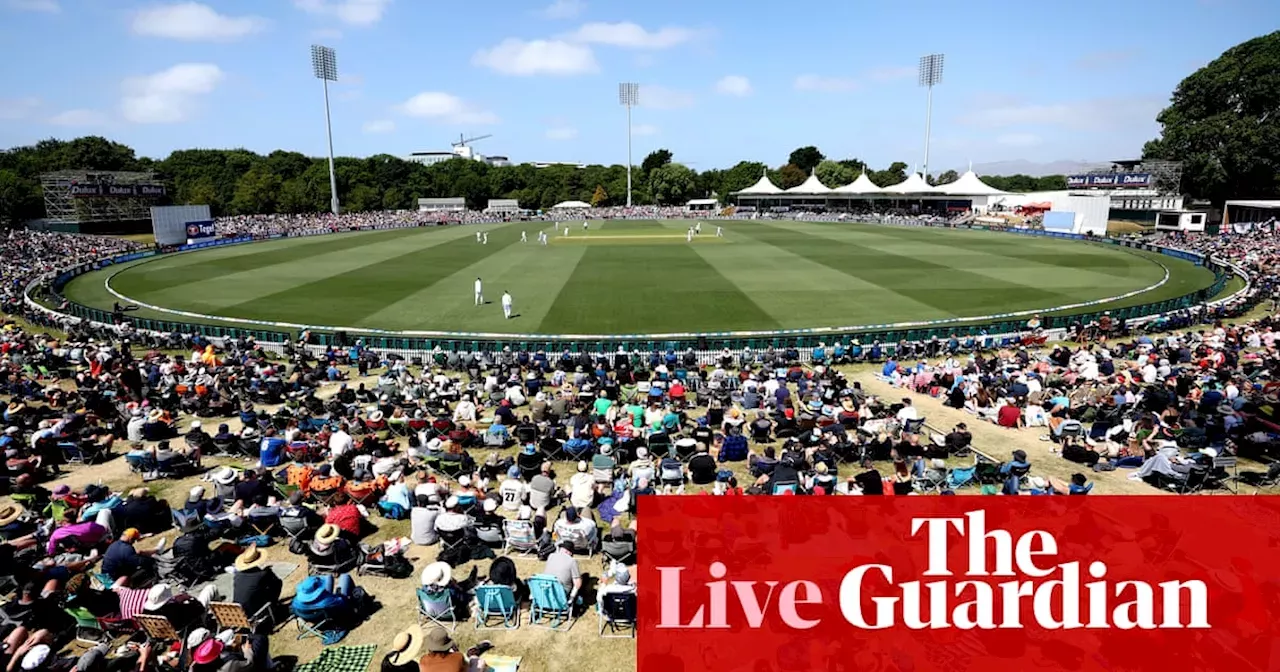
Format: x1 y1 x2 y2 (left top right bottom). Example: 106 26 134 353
965 160 1111 177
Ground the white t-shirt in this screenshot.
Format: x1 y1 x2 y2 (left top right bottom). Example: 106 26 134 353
475 279 483 293
502 293 512 308
896 406 919 422
498 479 527 511
328 430 353 457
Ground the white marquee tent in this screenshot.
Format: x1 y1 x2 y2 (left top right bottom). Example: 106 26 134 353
833 171 883 195
736 172 784 195
881 172 935 195
935 170 1008 196
785 172 833 195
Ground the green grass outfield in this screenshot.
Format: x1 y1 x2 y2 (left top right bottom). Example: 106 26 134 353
66 220 1216 335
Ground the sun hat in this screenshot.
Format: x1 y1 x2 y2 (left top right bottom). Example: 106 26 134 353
420 561 451 587
192 639 223 665
234 546 267 572
1029 476 1049 490
0 504 25 527
147 409 164 422
444 495 459 509
185 628 212 650
483 498 498 513
190 420 202 430
144 584 173 611
20 644 49 671
389 626 423 666
423 626 455 653
314 523 341 546
458 475 471 487
577 460 587 473
368 410 384 423
213 467 237 485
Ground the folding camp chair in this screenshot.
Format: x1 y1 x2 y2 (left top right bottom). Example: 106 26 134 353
502 519 538 556
310 487 345 508
528 574 575 631
210 601 275 634
473 584 520 630
598 592 637 638
416 586 458 632
945 466 977 490
899 418 926 437
64 607 109 645
771 480 799 495
135 614 181 646
913 468 947 494
293 609 330 641
557 526 595 557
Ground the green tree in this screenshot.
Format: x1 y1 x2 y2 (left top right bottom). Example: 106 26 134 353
648 163 697 205
1143 31 1280 201
814 160 855 188
869 161 908 187
346 184 381 212
230 164 282 214
837 158 867 174
934 169 960 186
0 169 40 227
720 161 768 195
772 163 807 190
590 184 608 207
787 146 825 173
640 149 673 177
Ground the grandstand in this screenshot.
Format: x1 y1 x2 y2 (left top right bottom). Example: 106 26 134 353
37 170 167 233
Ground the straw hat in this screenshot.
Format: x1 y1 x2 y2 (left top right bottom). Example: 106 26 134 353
388 626 423 666
0 503 25 527
314 523 341 545
420 561 451 587
234 546 267 572
147 409 164 422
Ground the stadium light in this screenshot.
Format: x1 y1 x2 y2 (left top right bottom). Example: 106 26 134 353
619 83 639 208
918 53 944 183
311 45 341 215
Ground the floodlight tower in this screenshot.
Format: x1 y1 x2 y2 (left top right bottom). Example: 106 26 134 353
311 44 341 215
619 83 639 207
918 53 945 183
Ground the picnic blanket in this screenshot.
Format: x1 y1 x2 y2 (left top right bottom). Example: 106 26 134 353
295 644 378 672
481 655 521 672
192 562 299 602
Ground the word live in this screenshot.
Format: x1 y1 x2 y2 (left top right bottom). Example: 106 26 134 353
656 510 1210 631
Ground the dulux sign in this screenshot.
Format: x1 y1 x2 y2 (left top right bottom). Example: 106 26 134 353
1067 173 1153 188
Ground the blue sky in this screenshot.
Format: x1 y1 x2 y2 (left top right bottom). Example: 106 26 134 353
0 0 1274 172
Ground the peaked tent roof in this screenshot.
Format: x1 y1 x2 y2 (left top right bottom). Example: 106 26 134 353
936 170 1008 196
881 172 935 194
736 172 784 195
785 172 833 194
833 171 883 194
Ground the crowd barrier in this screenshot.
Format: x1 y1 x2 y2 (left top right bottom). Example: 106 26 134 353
26 225 1249 359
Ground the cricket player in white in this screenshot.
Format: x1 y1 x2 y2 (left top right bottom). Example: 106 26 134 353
563 225 569 236
482 232 488 244
539 231 548 245
582 221 588 231
501 291 513 319
474 277 484 305
521 230 527 242
716 225 723 237
695 222 702 234
686 228 693 242
475 231 482 243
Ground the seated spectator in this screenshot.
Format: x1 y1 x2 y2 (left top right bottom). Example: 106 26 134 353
528 463 559 510
486 556 527 602
417 626 493 672
568 461 595 509
542 541 583 613
115 488 171 535
291 573 366 627
181 485 220 517
232 546 282 618
102 528 157 584
995 398 1024 429
552 506 597 553
410 487 442 546
595 561 637 612
687 444 717 485
307 524 359 570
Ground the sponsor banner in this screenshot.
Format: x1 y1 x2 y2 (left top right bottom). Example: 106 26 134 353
638 497 1280 672
176 236 252 252
1066 173 1153 189
185 220 216 240
69 182 166 197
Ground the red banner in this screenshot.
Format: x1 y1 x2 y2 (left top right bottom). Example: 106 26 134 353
637 496 1280 671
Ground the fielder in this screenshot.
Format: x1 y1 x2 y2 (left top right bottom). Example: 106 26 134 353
696 221 702 234
475 231 482 243
521 230 527 242
716 225 723 237
686 228 693 242
502 290 513 319
563 225 569 236
539 231 548 245
482 232 488 245
474 277 484 305
582 221 588 231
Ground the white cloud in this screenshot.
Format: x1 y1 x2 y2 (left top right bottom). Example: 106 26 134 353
794 74 859 92
362 119 395 133
640 85 694 109
0 97 41 121
395 92 498 125
6 0 59 12
996 132 1042 147
714 75 751 97
120 63 224 124
472 38 598 76
959 96 1163 131
632 124 658 136
866 65 915 82
545 126 578 140
48 109 109 126
294 0 389 26
566 21 698 49
540 0 584 19
132 3 267 42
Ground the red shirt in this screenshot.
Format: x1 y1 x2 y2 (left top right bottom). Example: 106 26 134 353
996 405 1022 428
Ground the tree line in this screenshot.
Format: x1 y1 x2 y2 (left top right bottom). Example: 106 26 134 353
0 31 1274 225
0 137 1069 225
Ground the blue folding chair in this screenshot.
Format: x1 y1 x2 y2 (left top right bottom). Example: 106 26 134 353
947 466 977 490
417 586 457 632
528 574 574 631
771 481 798 495
474 584 520 630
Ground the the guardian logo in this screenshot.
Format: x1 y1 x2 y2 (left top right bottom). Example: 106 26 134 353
657 510 1209 631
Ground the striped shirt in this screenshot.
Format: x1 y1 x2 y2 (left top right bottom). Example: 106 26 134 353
116 586 148 620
